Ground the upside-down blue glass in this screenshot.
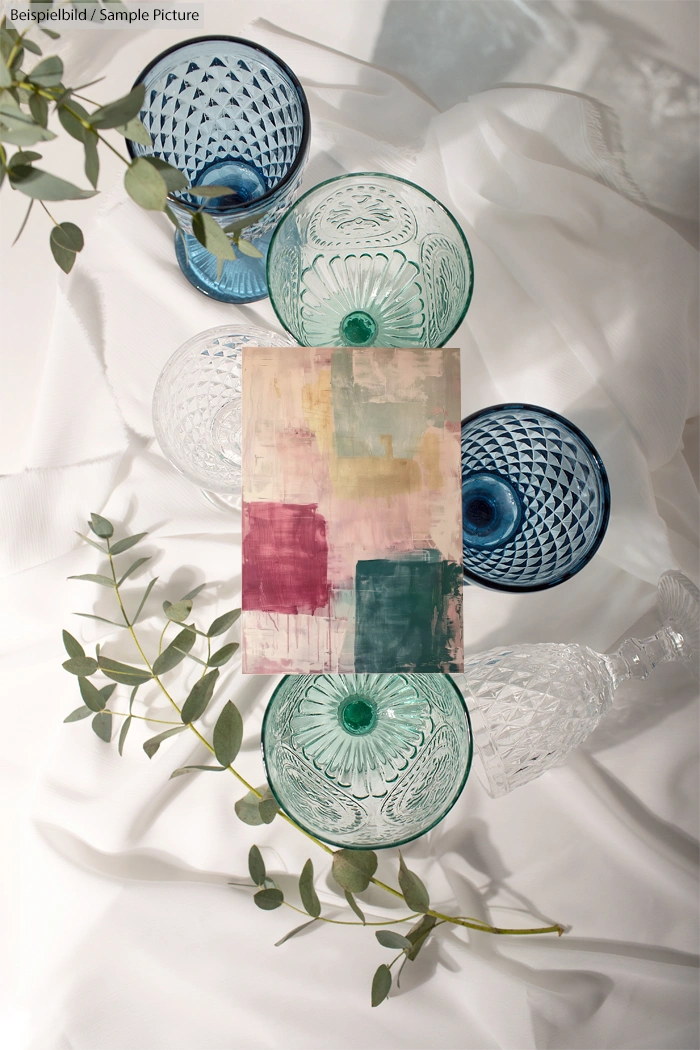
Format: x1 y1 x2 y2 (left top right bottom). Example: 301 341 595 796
128 36 310 303
461 404 610 591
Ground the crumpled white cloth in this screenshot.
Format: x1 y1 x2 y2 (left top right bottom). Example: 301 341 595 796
0 9 697 1050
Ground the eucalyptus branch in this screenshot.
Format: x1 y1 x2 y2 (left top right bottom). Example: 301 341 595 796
62 513 567 1006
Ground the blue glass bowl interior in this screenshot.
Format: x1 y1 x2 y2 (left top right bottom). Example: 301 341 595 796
461 404 610 591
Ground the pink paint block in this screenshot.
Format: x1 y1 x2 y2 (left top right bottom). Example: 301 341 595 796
242 502 329 615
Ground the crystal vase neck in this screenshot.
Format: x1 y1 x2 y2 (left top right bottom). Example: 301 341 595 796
602 624 689 691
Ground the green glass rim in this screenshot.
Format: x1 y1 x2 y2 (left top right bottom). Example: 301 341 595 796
266 171 475 347
260 673 473 851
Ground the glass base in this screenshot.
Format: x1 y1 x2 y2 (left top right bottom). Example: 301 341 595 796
658 570 699 678
174 229 272 304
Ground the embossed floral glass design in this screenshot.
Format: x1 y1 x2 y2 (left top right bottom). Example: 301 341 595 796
454 571 698 797
461 404 610 590
152 324 296 505
261 673 473 849
266 173 474 347
129 36 310 303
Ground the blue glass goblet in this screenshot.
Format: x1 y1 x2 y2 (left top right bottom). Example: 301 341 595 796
461 404 610 590
262 673 473 849
129 36 310 303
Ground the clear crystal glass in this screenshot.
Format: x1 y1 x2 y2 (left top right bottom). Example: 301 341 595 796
152 325 296 504
128 36 310 303
462 404 610 590
454 571 698 797
262 673 473 849
266 172 474 347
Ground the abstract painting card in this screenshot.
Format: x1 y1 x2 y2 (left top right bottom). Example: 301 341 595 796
241 346 463 673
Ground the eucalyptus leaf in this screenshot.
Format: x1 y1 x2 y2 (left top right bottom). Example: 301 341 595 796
98 655 152 686
188 184 232 198
181 583 206 601
207 609 241 637
10 169 95 205
140 157 188 192
39 26 61 39
143 724 187 759
180 668 219 724
152 626 196 675
234 790 264 826
299 859 321 918
79 676 106 711
68 573 114 587
115 115 151 146
236 237 263 259
117 556 151 585
344 890 366 924
259 796 279 824
164 599 192 623
248 844 266 886
62 656 98 676
133 577 157 623
110 532 147 555
118 714 131 755
23 38 42 56
212 700 242 767
64 706 92 723
28 92 48 126
371 964 392 1007
73 612 124 628
332 849 378 894
50 222 83 273
398 853 430 914
169 764 225 779
89 83 145 129
192 211 235 261
375 930 411 950
50 235 75 274
100 683 117 703
52 221 83 252
1 124 56 146
57 99 89 141
275 918 317 946
254 887 283 911
75 530 107 553
208 642 238 667
0 61 10 89
28 55 63 87
83 128 98 188
124 156 168 211
92 711 112 743
406 913 437 961
62 629 84 659
89 512 113 537
8 151 43 169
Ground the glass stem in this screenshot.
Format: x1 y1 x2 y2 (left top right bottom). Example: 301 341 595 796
602 625 687 691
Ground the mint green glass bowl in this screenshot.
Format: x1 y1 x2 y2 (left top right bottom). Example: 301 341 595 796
261 673 473 849
266 173 474 348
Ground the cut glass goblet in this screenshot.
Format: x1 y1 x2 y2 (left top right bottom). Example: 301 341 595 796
454 571 698 797
152 324 296 507
262 673 473 849
266 172 474 347
462 404 610 590
129 36 310 303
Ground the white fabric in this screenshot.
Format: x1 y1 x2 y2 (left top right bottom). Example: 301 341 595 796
0 4 698 1049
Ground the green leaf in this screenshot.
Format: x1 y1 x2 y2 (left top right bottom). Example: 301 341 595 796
208 642 238 667
28 93 48 126
52 221 84 252
62 656 98 676
143 724 187 759
332 849 378 894
371 964 392 1007
100 683 117 703
164 599 192 623
124 156 168 211
89 512 113 538
28 55 63 87
152 626 196 675
248 844 266 886
68 573 114 587
405 913 437 961
8 150 42 169
110 532 148 555
344 890 366 924
192 211 235 262
98 655 152 686
234 786 276 826
375 930 411 950
50 223 83 273
133 577 157 623
39 26 61 39
50 238 75 274
139 156 188 192
92 711 112 743
212 700 243 767
0 60 10 89
254 888 284 911
188 184 232 198
299 859 321 918
83 128 98 188
57 99 89 142
64 706 92 723
118 715 131 756
23 38 42 56
73 612 124 628
79 676 106 711
1 124 56 146
9 169 95 204
75 531 107 553
118 556 151 585
62 629 84 659
114 115 151 146
275 918 318 946
181 583 206 602
169 764 224 778
259 796 279 824
180 668 219 724
398 853 430 914
89 83 145 129
207 609 241 637
236 237 264 259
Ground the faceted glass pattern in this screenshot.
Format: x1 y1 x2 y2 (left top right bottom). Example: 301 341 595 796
152 325 296 495
262 673 473 849
266 173 474 347
461 404 610 590
130 37 309 302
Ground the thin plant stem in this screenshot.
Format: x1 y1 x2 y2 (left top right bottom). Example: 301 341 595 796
281 900 420 928
105 710 182 726
38 200 58 225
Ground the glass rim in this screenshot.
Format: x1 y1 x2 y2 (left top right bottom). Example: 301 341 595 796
265 170 475 347
461 401 612 592
127 34 311 217
260 672 473 851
